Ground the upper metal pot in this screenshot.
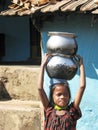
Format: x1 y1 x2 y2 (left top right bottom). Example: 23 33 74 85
47 32 78 56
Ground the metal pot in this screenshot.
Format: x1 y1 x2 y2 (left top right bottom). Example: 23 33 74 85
47 32 78 56
46 55 79 80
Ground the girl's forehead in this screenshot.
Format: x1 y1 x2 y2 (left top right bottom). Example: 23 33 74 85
53 85 68 92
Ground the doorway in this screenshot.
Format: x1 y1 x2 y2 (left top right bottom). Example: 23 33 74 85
0 34 5 61
29 18 41 65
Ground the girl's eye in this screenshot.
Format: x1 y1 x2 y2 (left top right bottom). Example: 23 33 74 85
57 93 68 97
57 93 62 96
57 93 65 96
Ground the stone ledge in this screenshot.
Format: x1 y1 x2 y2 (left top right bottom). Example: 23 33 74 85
0 66 40 100
0 100 42 110
0 100 43 130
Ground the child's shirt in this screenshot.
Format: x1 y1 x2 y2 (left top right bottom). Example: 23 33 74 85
44 103 82 130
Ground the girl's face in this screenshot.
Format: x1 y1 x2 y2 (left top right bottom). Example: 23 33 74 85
52 84 70 107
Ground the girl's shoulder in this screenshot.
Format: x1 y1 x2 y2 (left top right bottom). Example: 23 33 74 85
67 102 82 120
68 102 81 111
44 104 55 116
45 104 54 112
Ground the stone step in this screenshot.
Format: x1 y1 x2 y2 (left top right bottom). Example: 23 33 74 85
0 100 43 130
0 66 40 100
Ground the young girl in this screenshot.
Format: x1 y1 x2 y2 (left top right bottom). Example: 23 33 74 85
38 54 86 130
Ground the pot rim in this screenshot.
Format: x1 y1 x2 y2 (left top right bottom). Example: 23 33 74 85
48 32 77 38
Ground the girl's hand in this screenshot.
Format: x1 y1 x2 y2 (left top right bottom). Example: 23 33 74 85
75 54 83 66
41 53 52 67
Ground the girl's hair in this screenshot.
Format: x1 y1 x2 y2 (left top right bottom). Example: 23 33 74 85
49 82 71 106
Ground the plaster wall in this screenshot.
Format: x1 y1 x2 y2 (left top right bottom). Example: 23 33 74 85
41 13 98 130
0 16 30 61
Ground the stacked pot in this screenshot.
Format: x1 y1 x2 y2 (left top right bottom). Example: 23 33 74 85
46 32 79 80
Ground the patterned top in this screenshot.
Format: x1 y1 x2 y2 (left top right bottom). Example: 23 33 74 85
44 103 82 130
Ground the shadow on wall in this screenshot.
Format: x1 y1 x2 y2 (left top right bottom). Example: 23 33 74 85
77 33 98 80
88 62 98 80
75 52 98 80
70 53 96 80
0 77 12 100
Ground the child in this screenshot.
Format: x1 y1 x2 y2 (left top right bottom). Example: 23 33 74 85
38 53 86 130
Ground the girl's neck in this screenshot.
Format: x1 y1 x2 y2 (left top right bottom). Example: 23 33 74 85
54 104 67 111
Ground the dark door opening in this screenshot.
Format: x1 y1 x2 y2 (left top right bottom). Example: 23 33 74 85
0 34 5 61
29 18 41 65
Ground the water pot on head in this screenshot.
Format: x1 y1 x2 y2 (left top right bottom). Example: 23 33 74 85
46 32 79 80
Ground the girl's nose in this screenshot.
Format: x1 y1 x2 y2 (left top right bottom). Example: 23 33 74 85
60 95 65 98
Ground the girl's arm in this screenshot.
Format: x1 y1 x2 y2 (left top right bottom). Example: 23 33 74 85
73 55 86 109
38 54 50 110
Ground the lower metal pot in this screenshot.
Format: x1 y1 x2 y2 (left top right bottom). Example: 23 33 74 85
46 55 79 80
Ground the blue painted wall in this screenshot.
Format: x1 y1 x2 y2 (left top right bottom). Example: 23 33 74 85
0 16 30 61
41 13 98 130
